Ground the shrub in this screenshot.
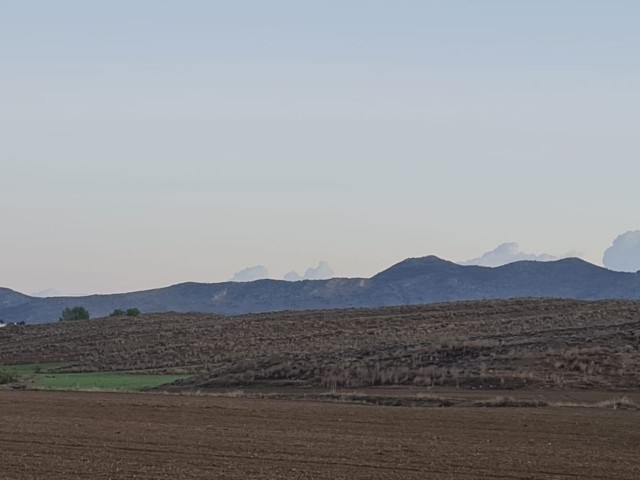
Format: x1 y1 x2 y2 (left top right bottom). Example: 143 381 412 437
59 306 90 322
126 308 141 317
473 396 549 408
596 397 638 410
109 309 125 317
0 367 16 385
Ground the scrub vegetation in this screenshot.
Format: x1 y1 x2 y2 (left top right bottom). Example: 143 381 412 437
1 298 638 392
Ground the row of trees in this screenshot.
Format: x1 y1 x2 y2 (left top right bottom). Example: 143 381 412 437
59 306 142 322
60 307 90 321
109 308 141 317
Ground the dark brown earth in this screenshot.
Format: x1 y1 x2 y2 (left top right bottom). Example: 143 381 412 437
1 390 639 480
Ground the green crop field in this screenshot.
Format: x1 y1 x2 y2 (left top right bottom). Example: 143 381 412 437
2 363 189 391
3 363 70 376
33 372 189 391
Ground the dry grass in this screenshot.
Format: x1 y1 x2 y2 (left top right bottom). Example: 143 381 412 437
472 396 549 408
1 298 639 391
553 396 639 410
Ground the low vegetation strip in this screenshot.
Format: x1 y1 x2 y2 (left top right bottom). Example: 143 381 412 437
1 363 189 391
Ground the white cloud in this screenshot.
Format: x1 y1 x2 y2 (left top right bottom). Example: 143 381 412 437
283 261 334 281
603 231 640 272
460 242 557 267
230 265 270 282
283 271 302 281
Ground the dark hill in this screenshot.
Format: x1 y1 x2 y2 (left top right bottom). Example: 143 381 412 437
2 256 640 324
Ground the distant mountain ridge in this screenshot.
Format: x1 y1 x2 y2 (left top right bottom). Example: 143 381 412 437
2 256 640 324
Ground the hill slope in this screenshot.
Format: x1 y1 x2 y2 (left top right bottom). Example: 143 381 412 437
2 299 639 390
1 256 640 324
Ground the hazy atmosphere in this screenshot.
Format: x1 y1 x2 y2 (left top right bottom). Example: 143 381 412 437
1 1 639 295
2 5 640 478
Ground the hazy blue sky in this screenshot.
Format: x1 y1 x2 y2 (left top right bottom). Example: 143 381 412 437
1 1 639 294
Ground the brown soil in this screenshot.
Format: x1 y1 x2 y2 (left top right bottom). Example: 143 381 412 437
1 390 639 480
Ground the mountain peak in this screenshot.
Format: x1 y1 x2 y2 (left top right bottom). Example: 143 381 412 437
496 257 605 273
373 255 460 281
3 256 640 324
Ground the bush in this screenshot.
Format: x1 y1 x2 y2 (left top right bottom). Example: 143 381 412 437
0 368 16 385
126 308 141 317
472 396 549 408
109 309 125 317
59 306 90 322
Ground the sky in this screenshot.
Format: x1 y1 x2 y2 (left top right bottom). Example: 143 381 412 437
1 1 639 294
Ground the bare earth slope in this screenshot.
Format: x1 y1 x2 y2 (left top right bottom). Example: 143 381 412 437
2 298 639 390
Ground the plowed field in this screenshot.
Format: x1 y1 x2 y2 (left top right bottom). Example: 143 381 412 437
1 391 639 479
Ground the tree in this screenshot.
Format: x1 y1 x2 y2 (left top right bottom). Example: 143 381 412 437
59 306 90 322
109 309 125 317
126 308 141 317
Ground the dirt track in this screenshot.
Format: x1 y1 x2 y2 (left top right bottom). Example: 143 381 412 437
1 391 639 479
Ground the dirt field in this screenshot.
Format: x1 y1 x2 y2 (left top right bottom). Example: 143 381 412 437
1 391 639 480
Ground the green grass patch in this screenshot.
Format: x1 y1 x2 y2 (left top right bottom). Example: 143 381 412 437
1 363 189 391
3 363 71 377
32 372 189 391
0 367 16 385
